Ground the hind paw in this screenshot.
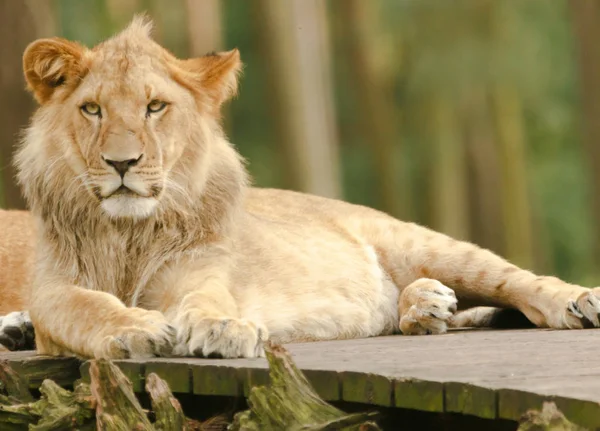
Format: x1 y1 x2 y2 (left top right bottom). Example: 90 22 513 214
565 288 600 328
399 278 458 335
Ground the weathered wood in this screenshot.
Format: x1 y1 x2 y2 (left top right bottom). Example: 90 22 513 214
230 343 380 430
145 372 187 431
29 380 96 431
341 372 392 407
192 364 241 397
0 359 34 402
517 402 586 431
146 361 191 394
81 359 145 392
6 329 600 428
394 378 444 413
303 369 341 401
0 358 38 429
9 356 80 389
89 359 153 430
445 382 496 419
0 360 95 430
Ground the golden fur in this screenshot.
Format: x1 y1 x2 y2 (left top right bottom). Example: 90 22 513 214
13 17 600 359
0 210 35 315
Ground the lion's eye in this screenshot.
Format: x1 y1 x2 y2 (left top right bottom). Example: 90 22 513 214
81 103 101 117
147 100 167 114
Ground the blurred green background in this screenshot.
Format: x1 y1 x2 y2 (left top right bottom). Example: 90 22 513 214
1 0 599 285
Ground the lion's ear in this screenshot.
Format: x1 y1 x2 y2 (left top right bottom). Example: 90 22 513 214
181 49 242 108
23 38 87 104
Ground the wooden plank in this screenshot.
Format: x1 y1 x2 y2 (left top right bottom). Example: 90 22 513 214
145 361 191 394
243 367 270 397
498 389 600 429
394 378 444 413
341 371 393 407
8 355 81 389
192 364 241 397
444 382 497 419
6 328 600 425
303 369 340 401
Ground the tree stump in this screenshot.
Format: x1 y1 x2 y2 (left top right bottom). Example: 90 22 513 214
89 359 154 430
29 380 96 430
230 342 380 430
518 402 586 431
145 372 187 431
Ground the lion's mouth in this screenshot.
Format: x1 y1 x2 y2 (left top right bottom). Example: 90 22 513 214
109 185 136 197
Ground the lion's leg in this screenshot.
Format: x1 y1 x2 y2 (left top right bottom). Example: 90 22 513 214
30 283 175 359
369 219 600 330
161 264 268 359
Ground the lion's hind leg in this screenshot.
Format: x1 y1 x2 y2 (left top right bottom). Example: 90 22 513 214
399 278 458 335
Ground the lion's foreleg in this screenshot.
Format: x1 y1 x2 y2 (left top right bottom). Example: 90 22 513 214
29 281 175 359
165 265 268 359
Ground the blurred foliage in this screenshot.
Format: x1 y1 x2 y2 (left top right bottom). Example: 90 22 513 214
1 0 598 284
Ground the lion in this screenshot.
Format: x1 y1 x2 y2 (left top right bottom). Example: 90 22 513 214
12 16 600 360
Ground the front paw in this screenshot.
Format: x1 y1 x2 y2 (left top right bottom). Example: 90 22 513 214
0 311 35 351
175 317 268 358
94 308 176 359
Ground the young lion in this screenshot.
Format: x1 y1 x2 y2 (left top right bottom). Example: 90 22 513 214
15 17 600 360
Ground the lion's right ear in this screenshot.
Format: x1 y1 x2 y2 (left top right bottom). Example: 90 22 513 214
23 38 87 104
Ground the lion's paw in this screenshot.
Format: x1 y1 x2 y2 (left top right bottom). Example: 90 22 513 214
0 311 35 351
565 287 600 329
399 278 458 335
94 309 176 359
174 317 268 358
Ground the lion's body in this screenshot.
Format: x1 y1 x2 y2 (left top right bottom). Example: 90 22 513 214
10 17 600 359
0 210 34 315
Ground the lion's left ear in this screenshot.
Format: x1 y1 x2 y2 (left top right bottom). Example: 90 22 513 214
180 49 242 108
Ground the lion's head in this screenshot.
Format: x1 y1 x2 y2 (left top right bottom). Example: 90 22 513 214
18 16 244 222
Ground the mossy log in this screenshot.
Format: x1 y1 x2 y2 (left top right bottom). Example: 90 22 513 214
518 402 586 431
0 359 40 430
0 344 381 430
0 360 34 403
0 359 96 430
0 358 207 430
145 372 187 431
29 380 96 430
89 359 154 430
230 342 380 431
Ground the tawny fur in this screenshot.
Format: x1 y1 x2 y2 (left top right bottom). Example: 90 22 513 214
0 210 35 315
13 17 600 359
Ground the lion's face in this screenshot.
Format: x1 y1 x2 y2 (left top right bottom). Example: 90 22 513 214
20 17 241 219
67 54 195 218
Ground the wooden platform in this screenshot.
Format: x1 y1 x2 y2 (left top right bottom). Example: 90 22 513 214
2 328 600 428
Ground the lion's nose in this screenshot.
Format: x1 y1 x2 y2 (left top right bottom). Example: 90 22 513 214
102 154 143 178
